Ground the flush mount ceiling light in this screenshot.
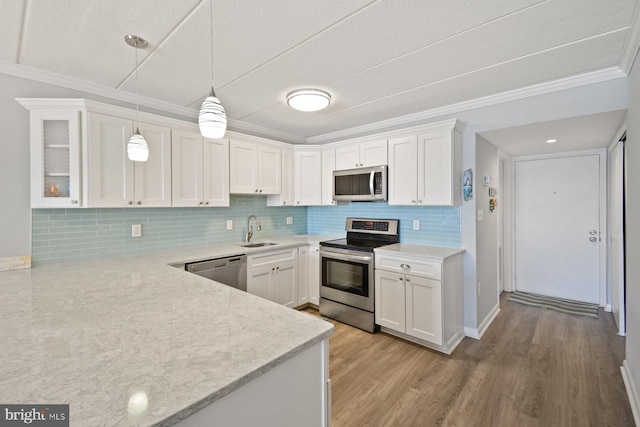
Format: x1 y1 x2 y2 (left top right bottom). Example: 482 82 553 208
198 0 227 139
546 139 557 144
124 34 149 162
287 89 331 112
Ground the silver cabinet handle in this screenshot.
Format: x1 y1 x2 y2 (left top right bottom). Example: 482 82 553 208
400 263 411 270
128 201 133 205
259 189 263 193
406 277 411 282
255 189 259 193
399 277 404 281
137 201 141 205
70 200 78 205
589 230 598 235
369 171 375 197
412 200 416 204
589 237 598 242
204 201 209 205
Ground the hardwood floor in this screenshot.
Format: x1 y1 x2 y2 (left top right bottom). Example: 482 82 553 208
303 293 634 426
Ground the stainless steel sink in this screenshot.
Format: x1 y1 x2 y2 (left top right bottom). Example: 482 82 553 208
238 242 278 248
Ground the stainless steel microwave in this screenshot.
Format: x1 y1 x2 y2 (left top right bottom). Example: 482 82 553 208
333 165 388 202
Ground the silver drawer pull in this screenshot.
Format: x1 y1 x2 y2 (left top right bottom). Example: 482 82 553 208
400 263 411 270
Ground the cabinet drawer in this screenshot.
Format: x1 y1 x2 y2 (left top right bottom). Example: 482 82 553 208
248 247 298 269
375 255 441 280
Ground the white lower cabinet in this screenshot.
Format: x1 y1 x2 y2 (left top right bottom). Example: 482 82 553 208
248 248 298 308
298 245 320 306
375 252 462 354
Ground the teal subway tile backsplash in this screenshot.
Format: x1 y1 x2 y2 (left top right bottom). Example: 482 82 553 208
32 195 307 265
32 197 460 266
307 203 460 247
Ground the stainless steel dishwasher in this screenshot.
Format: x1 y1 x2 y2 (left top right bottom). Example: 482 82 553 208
185 255 247 291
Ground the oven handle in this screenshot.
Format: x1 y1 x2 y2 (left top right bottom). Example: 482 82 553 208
320 250 373 264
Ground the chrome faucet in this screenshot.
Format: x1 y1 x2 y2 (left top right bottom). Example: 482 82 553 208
245 215 262 243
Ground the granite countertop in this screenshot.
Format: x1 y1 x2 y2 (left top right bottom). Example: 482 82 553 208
374 243 465 260
0 235 336 426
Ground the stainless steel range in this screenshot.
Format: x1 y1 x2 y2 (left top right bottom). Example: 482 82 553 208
319 218 400 332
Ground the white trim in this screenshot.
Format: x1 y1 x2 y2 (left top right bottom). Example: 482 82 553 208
604 304 612 312
306 67 626 144
464 302 500 340
620 2 640 74
621 360 640 426
2 59 625 146
512 149 608 305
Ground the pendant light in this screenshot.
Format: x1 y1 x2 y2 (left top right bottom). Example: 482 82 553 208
124 34 149 162
199 0 227 139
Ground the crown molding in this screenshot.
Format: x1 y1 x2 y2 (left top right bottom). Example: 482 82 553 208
620 2 640 74
306 66 627 144
3 60 627 146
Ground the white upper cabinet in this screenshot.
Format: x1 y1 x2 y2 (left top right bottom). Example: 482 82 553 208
88 113 171 208
21 104 82 208
230 140 281 195
388 120 462 206
267 148 294 206
172 129 229 207
293 150 322 206
335 139 387 170
321 149 336 206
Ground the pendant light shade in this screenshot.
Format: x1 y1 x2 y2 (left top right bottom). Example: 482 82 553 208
128 129 149 161
124 34 148 162
199 0 227 139
199 88 227 139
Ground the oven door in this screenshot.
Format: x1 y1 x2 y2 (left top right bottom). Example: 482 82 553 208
320 248 374 312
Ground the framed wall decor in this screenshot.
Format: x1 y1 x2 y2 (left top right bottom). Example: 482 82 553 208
462 169 473 201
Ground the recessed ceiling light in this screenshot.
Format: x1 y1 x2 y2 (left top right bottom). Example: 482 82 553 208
546 139 557 144
286 89 331 112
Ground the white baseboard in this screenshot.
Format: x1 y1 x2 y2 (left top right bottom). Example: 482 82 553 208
464 303 501 340
605 304 612 312
621 360 640 426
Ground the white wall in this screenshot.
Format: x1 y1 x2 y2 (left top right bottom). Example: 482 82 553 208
623 54 640 422
475 136 500 330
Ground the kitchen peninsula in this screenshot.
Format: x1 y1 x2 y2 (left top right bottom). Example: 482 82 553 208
0 237 333 426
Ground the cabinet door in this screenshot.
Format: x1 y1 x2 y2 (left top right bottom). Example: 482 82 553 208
267 148 294 206
298 246 310 306
257 145 281 194
374 270 406 332
308 245 320 305
88 113 134 207
335 144 360 170
135 122 172 207
388 135 418 205
203 138 230 207
247 266 272 301
360 139 387 167
406 275 442 345
418 130 457 206
172 129 204 207
230 140 258 193
321 150 336 206
30 109 82 208
294 150 322 206
273 260 298 308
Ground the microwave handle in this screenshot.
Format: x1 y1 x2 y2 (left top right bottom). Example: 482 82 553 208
369 170 375 196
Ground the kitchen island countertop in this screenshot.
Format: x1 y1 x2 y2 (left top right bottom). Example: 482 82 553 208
0 235 335 426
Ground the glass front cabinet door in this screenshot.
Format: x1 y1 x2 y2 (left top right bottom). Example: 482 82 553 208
28 108 82 208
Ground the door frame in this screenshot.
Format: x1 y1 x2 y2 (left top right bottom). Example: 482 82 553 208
510 148 607 306
498 151 513 293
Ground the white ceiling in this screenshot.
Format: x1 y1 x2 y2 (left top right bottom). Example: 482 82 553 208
0 0 638 146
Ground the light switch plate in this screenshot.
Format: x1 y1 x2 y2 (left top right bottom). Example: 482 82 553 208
286 216 293 225
226 220 233 230
477 210 484 222
131 224 142 238
412 219 420 231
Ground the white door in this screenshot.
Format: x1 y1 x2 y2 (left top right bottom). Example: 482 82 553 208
203 138 230 207
405 275 442 345
610 141 625 335
515 154 600 303
135 122 172 207
374 270 406 332
171 129 203 207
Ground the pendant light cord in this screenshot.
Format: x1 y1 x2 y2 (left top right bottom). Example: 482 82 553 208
210 0 215 96
135 40 140 131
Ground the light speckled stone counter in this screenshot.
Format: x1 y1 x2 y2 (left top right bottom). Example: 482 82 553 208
0 235 336 426
374 243 465 260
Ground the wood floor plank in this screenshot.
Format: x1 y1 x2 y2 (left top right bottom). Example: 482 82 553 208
303 292 635 426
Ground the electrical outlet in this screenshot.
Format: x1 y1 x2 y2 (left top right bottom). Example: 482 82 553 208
477 282 482 295
286 216 293 225
413 219 420 231
226 220 233 230
131 224 142 238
